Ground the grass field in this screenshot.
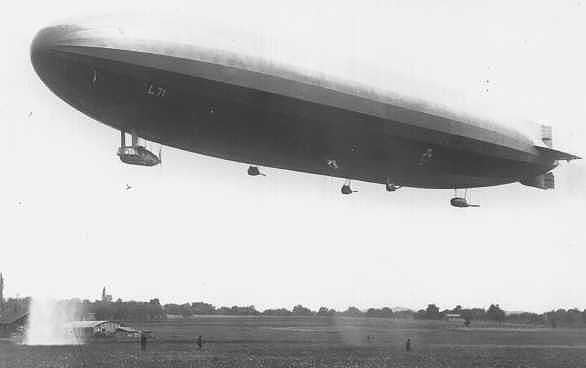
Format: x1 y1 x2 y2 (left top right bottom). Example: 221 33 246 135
2 316 586 367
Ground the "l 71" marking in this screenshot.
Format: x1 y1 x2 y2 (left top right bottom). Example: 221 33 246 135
146 83 167 97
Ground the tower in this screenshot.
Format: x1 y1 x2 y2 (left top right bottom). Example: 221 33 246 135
101 286 112 303
0 273 4 311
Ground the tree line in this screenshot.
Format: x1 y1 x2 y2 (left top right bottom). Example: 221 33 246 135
84 300 586 327
5 297 586 328
159 303 509 322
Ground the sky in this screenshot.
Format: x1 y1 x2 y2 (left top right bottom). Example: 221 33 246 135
1 0 585 314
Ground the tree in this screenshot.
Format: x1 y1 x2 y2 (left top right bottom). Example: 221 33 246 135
342 307 363 317
565 308 582 326
365 307 394 318
263 308 292 316
180 303 193 318
316 307 336 316
424 304 441 320
191 302 215 315
380 307 394 318
394 310 416 319
292 305 314 316
460 308 486 321
215 306 232 315
164 303 183 316
486 304 505 324
228 305 260 315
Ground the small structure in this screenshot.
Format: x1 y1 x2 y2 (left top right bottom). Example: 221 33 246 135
0 312 28 337
166 314 183 320
116 326 141 337
115 326 152 342
445 313 464 322
64 320 120 339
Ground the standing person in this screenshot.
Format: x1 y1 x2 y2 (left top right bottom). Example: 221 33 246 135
196 335 203 350
464 317 471 327
140 331 147 351
405 338 411 352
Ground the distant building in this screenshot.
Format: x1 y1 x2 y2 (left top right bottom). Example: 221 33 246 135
101 287 112 303
445 313 464 322
63 321 149 340
116 326 141 337
115 326 152 340
64 321 120 339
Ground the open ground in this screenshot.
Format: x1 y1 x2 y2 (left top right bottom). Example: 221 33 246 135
2 316 586 367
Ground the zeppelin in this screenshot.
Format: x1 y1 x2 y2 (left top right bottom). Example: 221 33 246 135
30 15 580 206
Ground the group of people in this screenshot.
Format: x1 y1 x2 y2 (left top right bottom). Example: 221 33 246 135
138 333 410 352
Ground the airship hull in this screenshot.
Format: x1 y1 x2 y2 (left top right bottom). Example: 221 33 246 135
31 24 561 189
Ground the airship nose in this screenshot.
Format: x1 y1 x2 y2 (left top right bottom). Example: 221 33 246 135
30 23 100 115
31 26 63 58
31 26 60 54
31 25 70 81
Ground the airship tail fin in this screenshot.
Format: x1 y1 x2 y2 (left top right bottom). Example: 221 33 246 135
535 146 581 162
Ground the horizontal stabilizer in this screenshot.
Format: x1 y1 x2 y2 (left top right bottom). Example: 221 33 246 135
535 146 581 162
521 172 555 190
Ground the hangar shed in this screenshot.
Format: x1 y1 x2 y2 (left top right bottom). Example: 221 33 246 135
65 320 120 338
